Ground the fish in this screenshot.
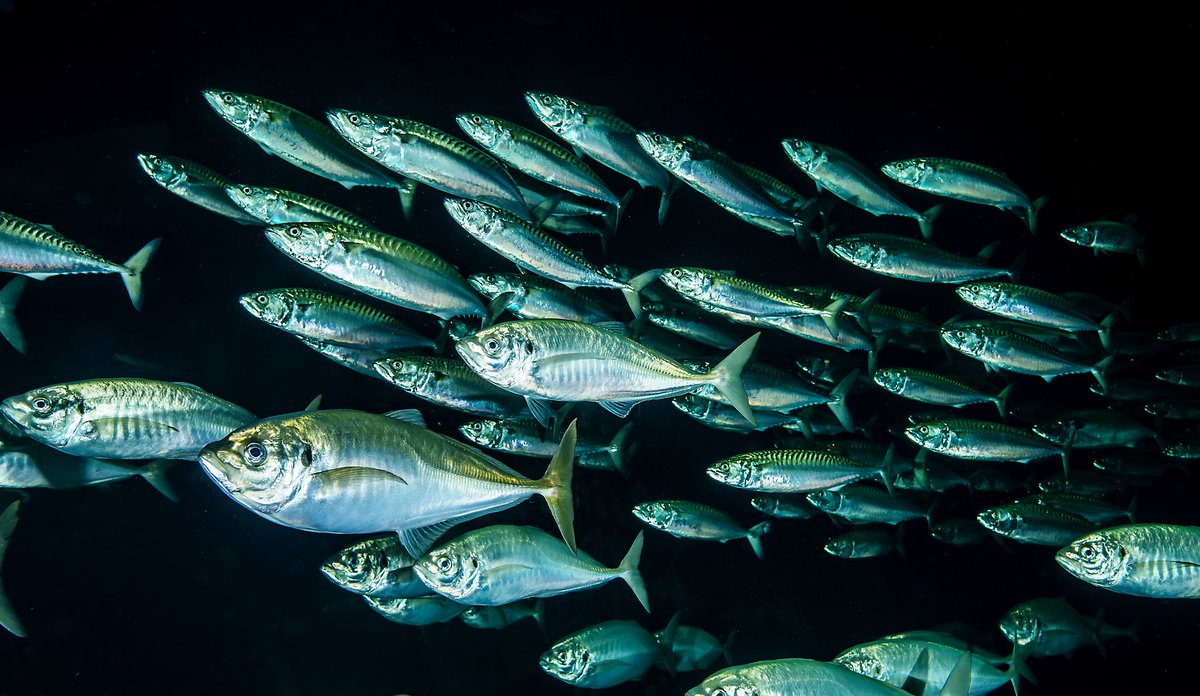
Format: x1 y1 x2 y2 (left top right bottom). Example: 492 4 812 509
239 287 435 350
880 157 1044 232
940 321 1112 394
835 635 1021 695
0 500 25 637
0 210 160 310
750 496 819 520
955 281 1117 341
930 518 991 546
319 535 430 599
904 417 1067 478
655 617 732 672
197 411 577 557
640 301 751 350
201 90 418 217
807 484 934 527
539 619 667 688
293 338 405 380
685 359 855 428
685 658 917 695
1059 221 1145 264
412 524 648 611
999 597 1137 658
1155 364 1200 387
524 91 675 224
0 447 177 502
1 378 255 460
1031 408 1157 450
135 153 261 224
1056 523 1200 598
455 318 759 427
707 448 890 494
671 395 804 433
1158 321 1200 344
0 276 26 353
363 595 466 625
459 600 544 631
373 355 530 419
781 139 938 238
224 184 375 228
263 222 486 321
872 367 1011 419
976 503 1096 546
828 233 1014 284
326 108 529 218
468 272 622 324
442 198 658 318
824 528 901 559
458 419 634 475
632 499 770 559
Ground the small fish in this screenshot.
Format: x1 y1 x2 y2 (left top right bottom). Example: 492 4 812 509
828 234 1014 284
1158 321 1200 344
955 282 1116 343
459 600 544 631
642 301 751 350
319 535 429 599
939 321 1112 394
655 617 733 672
539 619 667 688
1155 364 1200 387
293 337 403 380
977 503 1096 546
0 276 26 353
455 318 759 427
1059 221 1145 264
224 184 374 228
0 500 25 637
930 518 991 546
373 355 530 419
1023 492 1135 525
881 157 1043 232
824 528 901 559
671 395 805 433
240 287 435 350
412 525 648 611
201 90 417 216
0 446 176 501
999 597 1137 658
686 359 854 428
904 417 1067 477
1031 408 1157 450
685 658 917 696
1 378 255 460
807 484 933 527
363 595 466 626
872 367 1011 419
707 449 889 494
750 496 819 520
459 419 634 475
0 210 160 310
468 272 621 324
135 153 260 224
1056 523 1200 598
632 499 770 559
263 222 486 321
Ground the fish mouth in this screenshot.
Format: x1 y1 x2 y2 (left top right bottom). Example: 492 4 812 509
197 446 240 493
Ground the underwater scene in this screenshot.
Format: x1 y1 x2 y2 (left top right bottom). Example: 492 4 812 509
1 4 1196 695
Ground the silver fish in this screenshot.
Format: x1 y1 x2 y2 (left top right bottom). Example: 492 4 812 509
0 210 160 310
1056 523 1200 598
135 153 260 223
806 484 933 527
197 410 577 557
955 281 1115 341
459 419 634 475
412 524 648 611
1060 221 1145 264
0 446 176 501
672 395 805 433
977 503 1096 546
0 500 25 637
363 595 465 625
373 355 529 419
707 449 889 494
264 222 486 321
0 276 25 354
824 529 901 559
459 600 544 631
1 378 255 460
224 184 374 228
999 597 1136 658
469 272 621 324
239 287 435 350
540 619 666 688
686 658 915 696
872 367 1011 418
828 233 1013 284
633 499 770 559
835 636 1017 695
940 321 1112 393
655 618 732 672
904 418 1065 474
750 496 818 520
881 157 1043 232
319 535 428 599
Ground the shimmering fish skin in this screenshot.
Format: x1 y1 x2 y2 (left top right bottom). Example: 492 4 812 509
940 321 1109 390
263 222 486 321
881 157 1038 230
872 367 1008 417
828 234 1012 284
540 620 664 688
1056 523 1200 598
686 658 912 695
320 536 429 599
904 418 1063 464
225 184 374 228
835 637 1013 695
373 355 530 419
707 449 883 493
977 503 1095 546
632 499 769 558
1 378 255 460
136 154 260 223
468 272 621 323
955 281 1104 333
1060 221 1145 256
239 287 434 350
363 595 466 625
781 140 927 223
824 529 899 559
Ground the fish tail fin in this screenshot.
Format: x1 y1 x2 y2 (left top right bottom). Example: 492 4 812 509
607 422 635 477
0 276 28 354
746 521 770 560
721 629 737 665
881 441 897 497
1028 195 1050 235
917 204 943 241
1098 310 1120 352
138 459 178 503
537 419 577 553
1091 354 1115 396
1007 646 1038 693
709 332 761 427
485 291 516 328
656 610 681 676
1007 251 1028 282
821 296 850 339
398 179 418 220
620 269 662 320
606 188 635 237
995 383 1014 420
531 597 548 639
120 237 162 311
852 289 880 336
657 178 681 226
827 368 858 433
0 501 26 638
616 531 649 612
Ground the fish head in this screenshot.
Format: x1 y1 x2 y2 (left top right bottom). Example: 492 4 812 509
684 666 763 696
442 198 503 239
458 419 505 448
706 456 760 489
459 606 498 628
0 385 87 449
539 636 593 685
455 112 508 150
1156 367 1185 385
929 521 956 543
998 604 1042 648
631 500 679 530
880 158 927 187
672 394 714 421
238 289 294 327
1055 531 1129 587
468 272 522 300
939 324 989 357
412 540 483 601
602 263 636 283
373 356 432 392
136 153 185 187
1031 418 1074 446
659 267 714 301
955 282 1006 311
903 421 953 451
454 323 535 390
202 89 267 134
224 184 278 221
823 537 853 557
444 318 478 344
827 236 884 269
976 506 1019 535
320 539 395 594
871 368 909 395
263 223 338 270
1059 224 1098 247
781 139 825 172
749 497 778 515
326 108 393 159
835 647 889 682
806 490 841 513
197 417 311 513
635 130 689 169
523 91 580 134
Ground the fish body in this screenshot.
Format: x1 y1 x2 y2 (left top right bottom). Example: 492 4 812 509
707 449 883 493
999 597 1132 658
0 210 159 310
459 600 543 630
240 287 434 350
225 184 374 228
1060 221 1145 258
940 322 1109 390
824 528 899 559
872 367 1009 417
294 338 401 380
459 418 633 474
685 358 841 415
930 518 990 546
659 267 846 330
539 619 664 688
644 301 749 350
881 157 1038 230
977 503 1095 546
1056 523 1200 598
0 501 25 637
197 410 576 557
632 499 769 558
671 395 802 433
136 154 260 223
326 108 529 218
469 272 620 323
656 623 729 672
320 535 429 599
955 281 1105 333
835 637 1013 695
363 595 465 625
751 496 819 520
904 418 1064 465
374 355 529 419
264 222 485 321
412 525 648 611
686 658 911 695
807 484 931 526
828 234 1011 284
2 378 254 460
0 447 176 501
1031 409 1156 449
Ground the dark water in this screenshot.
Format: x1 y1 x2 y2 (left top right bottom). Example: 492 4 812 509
1 3 1196 694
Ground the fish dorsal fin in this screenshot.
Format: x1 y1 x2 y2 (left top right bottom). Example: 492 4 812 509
382 409 426 428
171 382 206 390
397 519 461 557
304 394 323 412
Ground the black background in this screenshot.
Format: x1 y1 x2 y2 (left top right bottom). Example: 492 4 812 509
1 2 1197 695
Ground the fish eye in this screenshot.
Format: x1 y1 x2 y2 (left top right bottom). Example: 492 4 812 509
241 186 253 195
1081 546 1096 560
524 339 535 355
287 226 301 237
255 294 268 304
461 201 474 210
243 442 268 466
671 269 682 277
31 397 51 412
471 115 482 124
348 113 361 125
221 93 234 104
485 338 500 353
918 425 929 434
541 96 552 105
712 690 728 696
348 556 361 570
437 556 453 572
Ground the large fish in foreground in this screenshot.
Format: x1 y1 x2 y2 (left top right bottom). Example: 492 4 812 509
1 378 255 460
0 500 25 637
686 658 923 695
0 210 160 310
455 319 760 426
197 410 577 556
1056 523 1200 598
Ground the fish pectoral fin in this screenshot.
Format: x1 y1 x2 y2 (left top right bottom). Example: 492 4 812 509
525 397 556 429
485 563 536 582
598 399 643 418
397 519 462 557
312 467 408 488
536 353 612 370
23 273 57 281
